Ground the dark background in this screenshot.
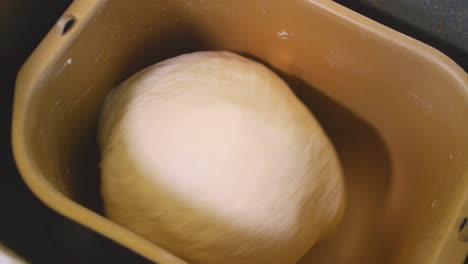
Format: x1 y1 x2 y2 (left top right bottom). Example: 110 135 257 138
0 1 466 263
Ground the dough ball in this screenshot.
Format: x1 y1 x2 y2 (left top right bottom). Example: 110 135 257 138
98 51 345 264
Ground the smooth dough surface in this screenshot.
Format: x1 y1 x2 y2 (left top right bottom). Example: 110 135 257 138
98 51 345 264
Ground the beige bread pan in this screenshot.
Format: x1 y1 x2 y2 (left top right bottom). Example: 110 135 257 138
11 0 468 263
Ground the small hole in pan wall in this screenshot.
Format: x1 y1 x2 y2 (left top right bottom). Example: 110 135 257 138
56 15 76 36
460 217 467 232
459 217 467 242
